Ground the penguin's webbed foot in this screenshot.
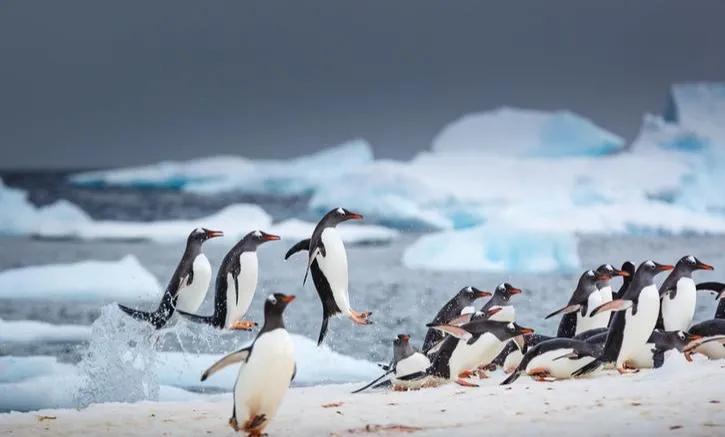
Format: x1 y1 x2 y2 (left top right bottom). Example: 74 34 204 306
457 370 475 379
230 320 258 331
617 363 640 374
455 378 479 387
229 417 240 432
350 310 372 325
243 414 267 435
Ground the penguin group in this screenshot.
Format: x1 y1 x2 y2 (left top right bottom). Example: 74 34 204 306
115 208 725 436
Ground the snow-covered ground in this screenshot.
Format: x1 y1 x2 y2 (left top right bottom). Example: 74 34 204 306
1 358 722 436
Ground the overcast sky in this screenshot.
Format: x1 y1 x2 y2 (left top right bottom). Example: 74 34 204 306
1 1 724 169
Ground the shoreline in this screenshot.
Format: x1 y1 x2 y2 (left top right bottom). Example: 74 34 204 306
2 358 723 436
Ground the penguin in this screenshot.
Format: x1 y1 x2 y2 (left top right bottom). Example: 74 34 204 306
178 230 280 330
545 270 612 338
284 207 371 345
501 338 601 384
609 261 636 326
118 227 223 329
474 282 522 322
572 260 674 376
590 264 629 330
421 286 491 353
685 319 725 360
352 334 432 393
426 316 534 386
696 282 725 319
629 330 703 368
657 255 714 331
200 293 296 436
494 333 553 374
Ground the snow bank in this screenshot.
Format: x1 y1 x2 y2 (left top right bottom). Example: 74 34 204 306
0 319 91 343
270 218 399 244
0 255 160 301
432 107 625 157
70 139 374 195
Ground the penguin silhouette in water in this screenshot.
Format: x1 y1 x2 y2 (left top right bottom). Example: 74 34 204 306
200 293 296 436
285 207 372 345
178 230 280 330
118 227 223 329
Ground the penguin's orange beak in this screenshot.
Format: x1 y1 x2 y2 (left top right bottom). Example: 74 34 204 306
261 232 281 241
508 287 522 295
398 334 410 342
279 294 296 303
697 262 714 271
476 289 492 298
204 229 224 238
347 211 364 220
614 268 629 277
657 264 675 272
518 326 535 336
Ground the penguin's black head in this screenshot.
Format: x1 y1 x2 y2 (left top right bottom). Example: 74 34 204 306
676 255 714 274
505 322 535 339
188 227 224 244
324 207 364 225
596 264 629 279
265 293 296 314
637 260 674 280
495 283 522 301
460 286 492 300
665 330 703 352
394 334 410 346
580 269 607 287
621 261 636 277
245 229 281 247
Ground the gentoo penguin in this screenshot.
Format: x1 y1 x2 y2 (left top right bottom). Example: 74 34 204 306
501 338 601 384
573 260 674 375
178 230 280 330
421 286 491 353
696 282 725 319
200 293 296 436
474 282 522 322
609 261 636 326
656 256 714 331
494 333 553 374
590 264 629 331
426 316 534 386
686 319 725 360
118 227 223 329
352 334 432 393
545 269 613 338
285 207 371 345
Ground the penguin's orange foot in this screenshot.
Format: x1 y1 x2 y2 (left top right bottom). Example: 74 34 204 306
229 417 240 432
616 364 639 374
230 320 258 331
392 384 408 392
243 414 267 435
529 368 553 382
455 378 479 387
457 370 474 379
350 310 372 325
476 369 489 379
684 351 694 362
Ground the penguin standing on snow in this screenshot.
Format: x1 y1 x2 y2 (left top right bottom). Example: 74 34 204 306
421 286 491 353
118 227 223 329
200 293 296 436
352 334 432 393
573 260 674 375
474 283 522 322
285 207 372 345
656 255 714 331
545 270 612 338
589 264 629 330
178 230 280 330
501 338 601 384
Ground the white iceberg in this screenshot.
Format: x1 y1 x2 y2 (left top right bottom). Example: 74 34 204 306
70 139 374 195
0 255 160 301
0 319 91 343
432 107 625 157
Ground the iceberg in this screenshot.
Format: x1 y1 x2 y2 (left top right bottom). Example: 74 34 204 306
666 82 725 141
70 139 374 195
0 319 91 343
0 255 161 301
432 107 625 157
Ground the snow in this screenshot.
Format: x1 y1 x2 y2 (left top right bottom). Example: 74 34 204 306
70 139 374 195
0 255 161 301
432 107 625 157
0 319 91 343
270 218 399 244
1 358 722 435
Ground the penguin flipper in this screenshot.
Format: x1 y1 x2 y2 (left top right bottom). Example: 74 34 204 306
447 313 474 326
371 379 392 389
427 324 472 341
201 346 252 381
545 304 581 320
590 299 633 317
351 370 393 394
117 304 167 329
284 239 311 260
652 349 666 369
317 316 330 346
553 351 581 361
571 358 603 377
500 369 523 385
176 309 216 327
396 370 428 381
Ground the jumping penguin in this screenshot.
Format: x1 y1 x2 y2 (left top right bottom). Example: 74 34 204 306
657 255 714 331
573 260 674 376
422 286 491 353
200 293 296 436
352 334 431 393
118 227 223 329
285 207 372 345
545 270 613 338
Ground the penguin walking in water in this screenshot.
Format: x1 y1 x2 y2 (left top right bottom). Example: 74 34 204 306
200 293 296 436
696 281 725 319
573 260 674 376
118 227 223 329
590 264 629 331
178 230 280 330
685 319 725 360
352 334 431 393
657 256 714 331
421 286 491 353
426 314 534 386
501 338 601 384
474 283 522 322
545 270 613 338
285 207 372 345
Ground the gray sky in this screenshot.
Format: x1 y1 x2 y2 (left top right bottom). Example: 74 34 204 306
1 1 724 169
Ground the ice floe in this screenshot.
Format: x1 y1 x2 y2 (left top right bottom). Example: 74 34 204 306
0 319 91 343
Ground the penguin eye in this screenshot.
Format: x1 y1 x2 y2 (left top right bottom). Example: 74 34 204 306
268 295 277 304
465 286 472 293
645 261 655 268
253 230 262 239
337 207 345 215
686 256 695 264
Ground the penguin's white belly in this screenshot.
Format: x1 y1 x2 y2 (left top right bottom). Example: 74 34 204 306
629 343 656 369
489 305 516 322
175 255 212 313
224 252 259 328
317 228 351 315
662 278 696 331
589 286 613 330
503 349 524 374
695 340 725 359
234 329 295 426
392 353 431 388
525 349 596 379
618 285 660 366
448 334 502 377
576 292 603 335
